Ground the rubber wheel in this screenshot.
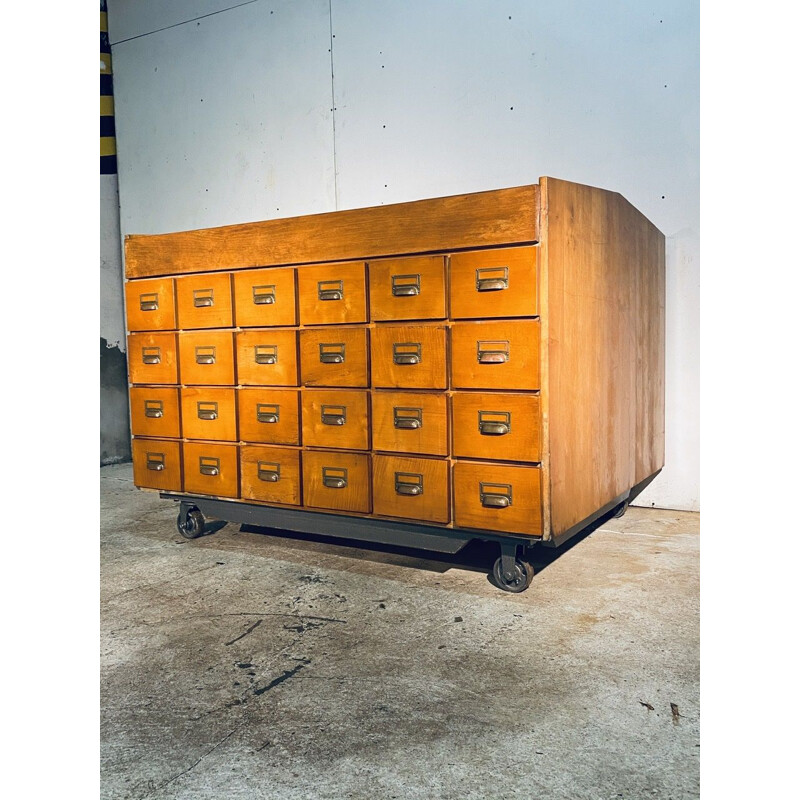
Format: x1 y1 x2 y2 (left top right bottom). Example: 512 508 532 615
613 500 629 519
177 508 205 539
492 557 534 593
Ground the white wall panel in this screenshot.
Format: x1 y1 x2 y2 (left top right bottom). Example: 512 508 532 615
112 0 335 237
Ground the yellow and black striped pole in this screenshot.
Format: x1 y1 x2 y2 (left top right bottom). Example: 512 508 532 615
100 1 116 174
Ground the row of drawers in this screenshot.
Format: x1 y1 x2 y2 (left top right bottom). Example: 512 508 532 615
127 320 541 390
125 246 538 331
131 387 541 463
132 439 543 535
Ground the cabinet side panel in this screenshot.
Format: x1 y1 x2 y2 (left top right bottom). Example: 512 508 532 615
541 177 665 537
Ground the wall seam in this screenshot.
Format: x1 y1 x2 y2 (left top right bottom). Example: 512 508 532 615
328 0 339 209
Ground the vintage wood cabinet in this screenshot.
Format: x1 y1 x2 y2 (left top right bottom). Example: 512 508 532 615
124 177 665 592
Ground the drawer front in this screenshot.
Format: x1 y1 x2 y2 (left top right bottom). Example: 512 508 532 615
303 450 371 513
371 390 448 456
178 331 235 386
236 329 298 386
180 387 237 442
233 267 297 328
301 389 370 451
237 388 300 445
297 261 367 325
453 461 542 535
129 387 181 439
451 320 540 390
132 438 182 492
176 272 234 329
449 246 538 319
182 442 239 498
372 454 450 523
299 327 369 387
451 392 541 463
370 324 447 389
240 445 301 506
127 332 178 385
368 255 446 321
125 278 176 331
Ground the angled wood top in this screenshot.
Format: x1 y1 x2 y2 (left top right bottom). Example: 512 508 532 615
124 184 540 278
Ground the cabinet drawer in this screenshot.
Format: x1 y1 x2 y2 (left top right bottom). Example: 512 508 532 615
371 391 448 456
372 455 450 523
125 278 176 331
129 387 181 439
451 392 541 463
370 324 447 389
240 445 301 506
233 267 297 328
303 450 371 513
178 331 235 386
132 438 182 492
451 320 540 390
299 327 369 388
453 461 542 535
297 261 367 325
237 388 300 445
176 272 233 329
128 332 179 385
368 255 446 321
236 329 298 386
301 389 370 451
180 387 237 442
182 442 239 498
449 246 538 319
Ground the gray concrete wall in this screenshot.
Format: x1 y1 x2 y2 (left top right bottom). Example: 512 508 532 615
107 0 699 510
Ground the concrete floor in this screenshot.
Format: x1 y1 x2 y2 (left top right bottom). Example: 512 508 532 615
101 463 699 800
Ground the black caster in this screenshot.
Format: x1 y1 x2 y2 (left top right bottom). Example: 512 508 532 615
613 500 629 519
492 552 534 593
177 505 205 539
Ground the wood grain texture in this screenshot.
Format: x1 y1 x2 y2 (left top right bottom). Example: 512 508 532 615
449 246 538 319
125 277 176 331
301 389 370 451
368 255 446 321
297 261 367 325
299 327 369 387
178 330 236 386
127 332 179 385
240 445 301 506
129 387 181 439
371 390 449 456
124 185 540 278
132 438 183 492
235 329 299 386
370 324 448 389
302 450 371 513
372 455 450 523
175 272 233 329
540 176 665 538
233 267 297 328
182 441 239 498
237 388 300 445
180 387 237 442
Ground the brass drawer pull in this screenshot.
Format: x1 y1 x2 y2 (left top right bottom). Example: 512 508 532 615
318 279 343 301
256 403 280 424
144 400 163 418
480 482 513 508
146 452 165 471
393 406 422 430
257 461 281 482
199 456 220 477
322 466 348 489
476 266 509 292
395 472 423 496
254 344 278 365
477 340 509 364
197 401 218 421
193 288 214 307
478 410 511 436
142 346 161 365
139 292 159 311
253 284 276 305
391 273 421 297
393 342 422 365
195 346 216 365
319 343 345 364
321 404 346 426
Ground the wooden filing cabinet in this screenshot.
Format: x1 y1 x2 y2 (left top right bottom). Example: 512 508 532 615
124 177 665 592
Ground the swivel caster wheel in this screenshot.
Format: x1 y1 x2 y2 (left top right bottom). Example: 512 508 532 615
177 506 206 539
492 555 534 593
613 500 629 519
